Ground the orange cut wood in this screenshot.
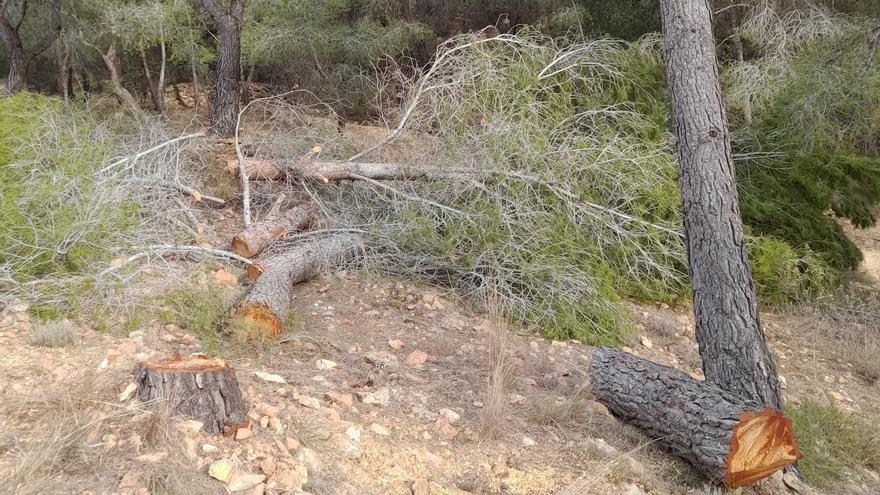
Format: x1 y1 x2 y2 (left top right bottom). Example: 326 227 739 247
234 303 281 337
724 408 800 487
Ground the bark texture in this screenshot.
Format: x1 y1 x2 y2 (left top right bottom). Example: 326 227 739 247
236 234 363 336
0 0 62 93
660 0 781 408
199 0 243 137
134 354 247 434
227 158 469 182
231 204 316 259
591 347 799 487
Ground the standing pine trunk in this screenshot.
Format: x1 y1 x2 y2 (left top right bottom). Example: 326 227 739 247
660 0 782 409
0 0 62 94
55 36 71 100
199 0 244 137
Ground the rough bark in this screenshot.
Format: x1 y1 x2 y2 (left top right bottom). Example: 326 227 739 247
101 42 140 112
231 204 316 259
591 347 799 487
660 0 782 409
134 354 247 434
54 36 70 100
199 0 244 137
235 234 363 336
0 0 62 94
227 158 468 182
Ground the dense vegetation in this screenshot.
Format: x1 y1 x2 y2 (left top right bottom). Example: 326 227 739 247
1 1 879 343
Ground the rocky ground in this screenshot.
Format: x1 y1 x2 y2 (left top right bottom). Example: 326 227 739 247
0 212 878 495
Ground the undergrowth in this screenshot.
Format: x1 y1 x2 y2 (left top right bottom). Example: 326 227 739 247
786 399 880 487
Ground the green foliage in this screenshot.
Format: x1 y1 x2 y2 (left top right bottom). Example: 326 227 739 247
163 286 232 356
729 11 880 271
786 399 880 487
747 235 836 304
0 93 138 282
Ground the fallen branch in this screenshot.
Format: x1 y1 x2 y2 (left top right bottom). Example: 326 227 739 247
100 131 206 174
591 347 799 487
230 204 316 258
226 158 475 182
235 234 363 337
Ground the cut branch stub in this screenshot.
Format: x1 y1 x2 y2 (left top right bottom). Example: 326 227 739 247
234 234 363 337
134 354 247 434
590 347 798 487
231 204 316 258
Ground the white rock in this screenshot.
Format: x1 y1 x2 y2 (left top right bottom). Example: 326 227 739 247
438 408 460 424
370 423 391 436
346 425 361 442
202 443 219 454
118 383 137 402
315 359 337 370
522 436 536 447
254 371 287 384
362 387 390 407
227 472 265 492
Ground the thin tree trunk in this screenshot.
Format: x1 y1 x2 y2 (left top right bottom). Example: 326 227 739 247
55 37 70 100
140 46 159 110
102 42 140 113
660 0 782 408
199 0 244 137
191 60 201 114
157 32 167 116
242 63 254 104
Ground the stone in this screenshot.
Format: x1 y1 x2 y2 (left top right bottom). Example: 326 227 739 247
202 443 219 454
208 459 233 482
247 484 265 495
284 437 301 452
361 387 390 407
522 436 536 447
275 465 308 489
434 417 458 440
296 395 321 410
370 423 391 436
118 341 138 355
411 479 431 495
346 425 362 442
213 269 237 287
325 391 354 409
315 359 337 370
227 472 265 492
236 428 253 440
588 400 609 416
585 437 618 457
269 417 283 435
260 416 269 429
639 336 653 349
259 457 276 476
183 420 204 433
254 371 287 384
508 394 526 405
388 339 405 350
259 403 280 417
438 408 460 424
118 383 137 402
622 483 645 495
405 350 428 367
137 451 168 463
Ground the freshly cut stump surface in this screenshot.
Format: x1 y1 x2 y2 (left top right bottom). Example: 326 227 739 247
590 347 799 487
134 354 247 434
231 204 315 258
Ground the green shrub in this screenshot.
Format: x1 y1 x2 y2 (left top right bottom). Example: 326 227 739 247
748 235 836 304
0 93 138 282
164 286 232 356
786 399 880 487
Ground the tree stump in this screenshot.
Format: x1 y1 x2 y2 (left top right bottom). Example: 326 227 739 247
590 347 799 487
134 354 247 434
230 204 316 259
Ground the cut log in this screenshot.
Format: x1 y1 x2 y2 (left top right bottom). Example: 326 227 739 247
134 354 247 434
235 234 363 337
227 158 474 182
231 204 316 258
590 347 799 487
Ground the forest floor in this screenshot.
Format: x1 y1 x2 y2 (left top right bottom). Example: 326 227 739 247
0 109 878 494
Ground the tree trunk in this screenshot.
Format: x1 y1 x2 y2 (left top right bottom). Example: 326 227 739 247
231 205 316 259
591 347 799 487
0 0 62 94
140 47 159 110
134 354 247 434
235 234 363 337
191 61 201 114
157 31 167 116
200 0 244 137
660 0 782 409
55 37 70 100
227 158 470 182
102 42 140 113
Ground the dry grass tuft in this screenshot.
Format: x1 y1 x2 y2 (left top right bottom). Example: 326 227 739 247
29 319 78 347
481 293 515 438
526 385 592 430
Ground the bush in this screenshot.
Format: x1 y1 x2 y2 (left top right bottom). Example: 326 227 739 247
29 319 79 347
748 235 836 304
0 93 138 282
164 286 232 356
786 399 880 487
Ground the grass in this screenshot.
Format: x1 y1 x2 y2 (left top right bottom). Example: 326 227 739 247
28 319 78 347
786 399 880 487
481 296 515 438
163 286 232 355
